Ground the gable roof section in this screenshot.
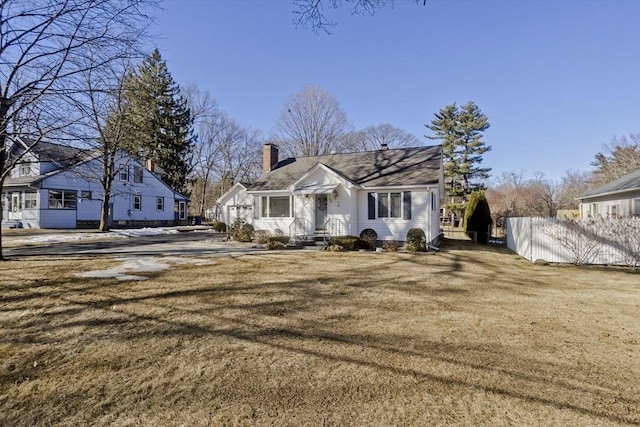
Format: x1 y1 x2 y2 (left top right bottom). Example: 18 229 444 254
578 169 640 199
249 145 442 192
10 138 89 164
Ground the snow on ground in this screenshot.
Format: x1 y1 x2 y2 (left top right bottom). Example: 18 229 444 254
7 227 181 245
77 255 214 281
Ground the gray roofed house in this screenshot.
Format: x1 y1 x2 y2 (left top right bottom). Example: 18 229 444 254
218 143 444 245
577 169 640 218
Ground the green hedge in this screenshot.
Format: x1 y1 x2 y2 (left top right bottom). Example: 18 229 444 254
464 190 492 245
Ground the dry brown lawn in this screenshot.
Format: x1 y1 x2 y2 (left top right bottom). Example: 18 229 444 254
1 242 639 426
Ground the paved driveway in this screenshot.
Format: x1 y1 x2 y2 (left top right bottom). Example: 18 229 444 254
3 229 264 258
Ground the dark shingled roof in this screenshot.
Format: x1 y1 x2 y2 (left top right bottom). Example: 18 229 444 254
5 141 93 187
249 145 442 191
26 141 89 164
579 169 640 199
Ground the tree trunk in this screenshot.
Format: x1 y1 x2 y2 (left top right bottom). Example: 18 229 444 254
99 191 111 232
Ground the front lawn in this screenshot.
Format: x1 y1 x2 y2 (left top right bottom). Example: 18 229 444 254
1 243 638 426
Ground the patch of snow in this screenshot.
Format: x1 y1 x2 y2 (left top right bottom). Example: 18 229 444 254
77 255 214 281
8 226 182 245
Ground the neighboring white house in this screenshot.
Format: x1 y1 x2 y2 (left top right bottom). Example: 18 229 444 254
2 139 189 229
577 169 640 218
218 143 444 244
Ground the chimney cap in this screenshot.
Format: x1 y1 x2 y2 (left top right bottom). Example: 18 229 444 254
380 143 388 150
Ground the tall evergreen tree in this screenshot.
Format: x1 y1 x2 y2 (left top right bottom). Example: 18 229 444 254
122 49 194 194
427 101 491 203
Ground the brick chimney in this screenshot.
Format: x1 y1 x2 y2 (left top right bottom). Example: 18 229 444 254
262 143 279 174
146 158 154 172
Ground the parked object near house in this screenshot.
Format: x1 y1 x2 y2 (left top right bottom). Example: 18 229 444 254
577 169 640 218
2 139 189 229
218 143 444 245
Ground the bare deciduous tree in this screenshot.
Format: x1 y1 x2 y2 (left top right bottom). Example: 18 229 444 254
191 113 262 218
0 0 158 258
591 132 640 185
542 218 603 265
556 169 593 210
344 123 420 152
272 85 351 158
293 0 424 34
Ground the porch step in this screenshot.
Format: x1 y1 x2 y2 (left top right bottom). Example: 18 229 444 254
1 220 23 229
293 234 330 247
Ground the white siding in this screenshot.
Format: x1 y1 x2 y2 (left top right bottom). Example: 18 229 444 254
219 185 254 226
218 182 442 243
579 190 640 218
356 188 439 243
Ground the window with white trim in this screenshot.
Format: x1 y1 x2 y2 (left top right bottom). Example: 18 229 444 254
378 192 402 218
48 190 76 209
119 165 129 181
134 166 144 183
261 196 292 218
19 163 33 176
157 197 164 211
633 199 640 217
178 201 187 220
24 192 37 209
607 204 619 218
133 195 142 211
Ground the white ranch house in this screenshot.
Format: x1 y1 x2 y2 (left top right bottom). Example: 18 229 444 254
218 143 444 245
577 169 640 218
2 139 189 229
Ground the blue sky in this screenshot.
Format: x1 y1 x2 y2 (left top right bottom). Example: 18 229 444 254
154 0 640 182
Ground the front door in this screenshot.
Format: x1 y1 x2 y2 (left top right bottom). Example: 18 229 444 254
315 194 327 231
9 193 21 220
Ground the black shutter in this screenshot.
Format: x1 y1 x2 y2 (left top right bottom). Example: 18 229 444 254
403 191 412 220
368 192 375 219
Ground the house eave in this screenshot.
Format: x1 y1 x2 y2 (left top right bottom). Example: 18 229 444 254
576 187 640 201
361 183 440 191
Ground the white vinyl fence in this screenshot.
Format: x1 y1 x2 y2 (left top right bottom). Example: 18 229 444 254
506 217 640 267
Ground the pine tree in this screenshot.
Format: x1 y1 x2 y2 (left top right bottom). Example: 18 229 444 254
122 49 194 194
427 101 491 203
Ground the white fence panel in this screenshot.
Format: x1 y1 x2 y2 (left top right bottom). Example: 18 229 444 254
506 217 639 266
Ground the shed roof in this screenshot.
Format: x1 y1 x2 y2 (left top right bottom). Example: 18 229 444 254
579 169 640 199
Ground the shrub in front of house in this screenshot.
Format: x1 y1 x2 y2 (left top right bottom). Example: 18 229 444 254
383 240 399 252
329 235 360 251
464 190 492 245
359 228 378 250
212 221 227 233
254 230 271 244
268 236 290 245
405 228 427 252
267 240 286 250
230 219 255 242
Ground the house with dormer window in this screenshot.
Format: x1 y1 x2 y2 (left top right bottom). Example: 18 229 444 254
2 139 189 229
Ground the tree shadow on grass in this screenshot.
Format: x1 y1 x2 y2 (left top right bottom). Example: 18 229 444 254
0 253 637 425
